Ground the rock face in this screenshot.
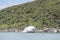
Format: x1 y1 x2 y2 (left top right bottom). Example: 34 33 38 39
23 26 36 33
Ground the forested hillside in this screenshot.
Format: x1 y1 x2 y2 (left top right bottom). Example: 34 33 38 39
0 0 60 30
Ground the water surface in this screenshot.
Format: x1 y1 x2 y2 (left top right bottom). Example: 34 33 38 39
0 32 60 40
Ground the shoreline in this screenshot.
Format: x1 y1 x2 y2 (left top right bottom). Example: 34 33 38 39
0 28 60 33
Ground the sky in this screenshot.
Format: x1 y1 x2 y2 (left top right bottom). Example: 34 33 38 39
0 0 33 10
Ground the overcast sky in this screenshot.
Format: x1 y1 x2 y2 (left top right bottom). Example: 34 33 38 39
0 0 33 10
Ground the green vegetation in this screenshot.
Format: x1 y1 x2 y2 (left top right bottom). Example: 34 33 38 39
0 0 60 30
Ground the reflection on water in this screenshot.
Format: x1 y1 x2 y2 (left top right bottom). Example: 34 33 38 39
0 32 60 40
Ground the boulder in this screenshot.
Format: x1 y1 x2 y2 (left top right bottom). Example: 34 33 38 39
23 26 36 33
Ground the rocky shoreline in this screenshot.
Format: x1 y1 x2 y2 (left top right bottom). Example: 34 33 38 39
0 28 60 33
37 28 60 33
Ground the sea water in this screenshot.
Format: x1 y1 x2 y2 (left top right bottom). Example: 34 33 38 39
0 32 60 40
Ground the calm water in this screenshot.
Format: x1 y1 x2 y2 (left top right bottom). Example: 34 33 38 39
0 32 60 40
